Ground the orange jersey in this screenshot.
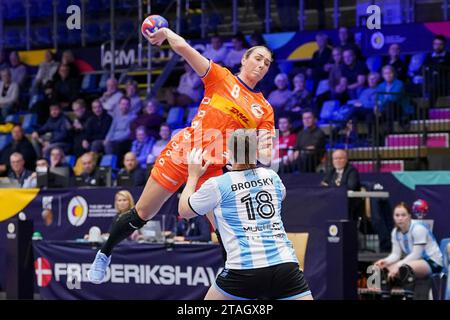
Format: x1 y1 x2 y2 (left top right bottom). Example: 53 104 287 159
151 61 274 192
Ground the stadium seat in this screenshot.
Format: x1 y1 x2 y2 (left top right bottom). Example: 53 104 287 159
98 73 109 91
366 55 382 73
278 60 294 75
188 14 202 34
57 25 69 46
100 154 118 169
4 114 19 123
408 52 427 76
117 20 135 41
85 23 102 44
87 0 102 12
101 22 112 41
166 107 185 129
315 79 330 96
0 135 12 151
305 79 314 93
38 0 53 17
431 238 450 300
65 155 76 168
207 13 223 33
320 100 340 122
57 0 70 15
186 107 198 125
5 29 21 48
34 27 52 47
22 113 37 134
81 74 99 93
29 0 40 18
5 1 25 20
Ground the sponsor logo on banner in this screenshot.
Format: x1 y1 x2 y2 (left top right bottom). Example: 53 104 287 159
35 257 53 287
327 224 340 243
371 32 385 50
34 259 222 287
67 196 88 226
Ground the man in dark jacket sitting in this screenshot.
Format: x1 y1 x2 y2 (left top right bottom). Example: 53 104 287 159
321 149 361 220
32 103 72 157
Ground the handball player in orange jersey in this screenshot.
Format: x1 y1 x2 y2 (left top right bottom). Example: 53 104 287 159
88 27 275 284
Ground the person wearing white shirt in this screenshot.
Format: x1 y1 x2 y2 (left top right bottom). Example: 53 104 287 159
202 35 229 65
169 63 202 106
100 78 123 116
0 68 19 120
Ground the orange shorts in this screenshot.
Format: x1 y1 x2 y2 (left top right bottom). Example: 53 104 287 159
150 151 223 193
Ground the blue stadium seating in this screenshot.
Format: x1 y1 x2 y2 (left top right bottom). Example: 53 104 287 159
35 27 52 46
98 73 109 91
320 100 340 122
87 0 102 12
116 20 135 41
188 14 202 34
207 13 223 32
166 107 185 129
29 0 41 18
22 113 37 134
65 155 76 168
5 29 21 48
408 52 428 76
315 79 330 96
57 0 70 15
100 154 118 169
57 25 69 46
38 0 53 17
5 114 19 123
5 1 25 20
80 74 99 93
101 22 112 41
186 107 198 125
366 55 382 73
86 23 102 44
0 135 12 151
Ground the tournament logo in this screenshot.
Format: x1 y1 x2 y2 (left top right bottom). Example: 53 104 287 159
251 104 264 118
370 32 384 50
34 257 52 287
67 196 88 226
329 224 338 237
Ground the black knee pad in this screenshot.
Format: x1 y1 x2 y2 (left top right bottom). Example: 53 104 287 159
398 264 415 298
120 207 147 229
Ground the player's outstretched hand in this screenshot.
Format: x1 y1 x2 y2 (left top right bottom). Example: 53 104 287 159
144 28 167 46
187 148 211 179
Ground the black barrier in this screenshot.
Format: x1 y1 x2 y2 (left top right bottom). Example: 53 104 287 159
326 220 358 300
6 218 34 299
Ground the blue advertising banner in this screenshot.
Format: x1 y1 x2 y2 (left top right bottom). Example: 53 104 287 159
32 241 223 300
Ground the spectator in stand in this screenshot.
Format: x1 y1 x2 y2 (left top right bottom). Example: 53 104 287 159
0 124 37 174
130 98 164 140
337 27 362 60
167 62 202 107
383 44 407 82
0 49 9 70
104 96 136 158
83 99 113 153
0 68 19 120
321 149 362 220
376 65 406 126
321 149 360 190
275 117 297 172
33 50 59 91
7 152 35 188
60 49 79 78
284 73 312 120
293 110 326 173
124 80 142 116
32 104 72 157
203 34 229 66
9 51 27 88
117 152 147 187
351 72 380 128
224 32 249 73
53 63 80 109
267 73 293 115
71 99 92 157
340 48 368 100
31 80 58 125
307 33 332 87
131 126 155 169
77 152 98 187
48 146 72 173
146 123 171 166
99 77 123 116
424 34 450 69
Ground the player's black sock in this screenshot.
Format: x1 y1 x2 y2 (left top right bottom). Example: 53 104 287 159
100 207 147 256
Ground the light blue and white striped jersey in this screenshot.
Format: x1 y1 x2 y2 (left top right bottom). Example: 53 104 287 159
391 220 443 266
188 167 298 270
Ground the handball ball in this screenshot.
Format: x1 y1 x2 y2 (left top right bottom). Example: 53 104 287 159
412 199 429 218
141 15 169 36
